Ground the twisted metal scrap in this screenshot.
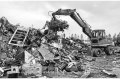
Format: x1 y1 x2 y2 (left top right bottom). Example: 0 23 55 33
47 18 69 32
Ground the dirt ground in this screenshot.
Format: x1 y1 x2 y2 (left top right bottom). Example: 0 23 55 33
10 52 120 78
42 53 120 78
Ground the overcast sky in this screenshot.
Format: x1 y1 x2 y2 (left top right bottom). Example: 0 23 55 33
0 1 120 39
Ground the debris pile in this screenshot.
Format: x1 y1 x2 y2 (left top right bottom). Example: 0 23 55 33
0 17 43 77
0 16 90 78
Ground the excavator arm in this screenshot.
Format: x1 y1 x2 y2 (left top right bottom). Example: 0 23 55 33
52 9 93 39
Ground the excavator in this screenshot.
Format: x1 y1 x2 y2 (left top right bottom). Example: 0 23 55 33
51 9 114 57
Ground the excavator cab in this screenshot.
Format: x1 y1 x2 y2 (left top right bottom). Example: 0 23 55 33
91 30 106 44
92 30 105 38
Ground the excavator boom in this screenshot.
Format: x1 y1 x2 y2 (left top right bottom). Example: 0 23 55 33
52 9 93 38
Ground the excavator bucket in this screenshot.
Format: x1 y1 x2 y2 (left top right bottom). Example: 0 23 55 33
8 27 29 47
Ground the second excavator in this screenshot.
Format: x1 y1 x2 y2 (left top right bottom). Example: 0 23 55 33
51 9 114 57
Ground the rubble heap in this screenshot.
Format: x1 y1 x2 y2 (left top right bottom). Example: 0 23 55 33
0 16 91 78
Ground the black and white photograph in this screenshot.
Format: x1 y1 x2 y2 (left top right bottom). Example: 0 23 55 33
0 0 120 78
